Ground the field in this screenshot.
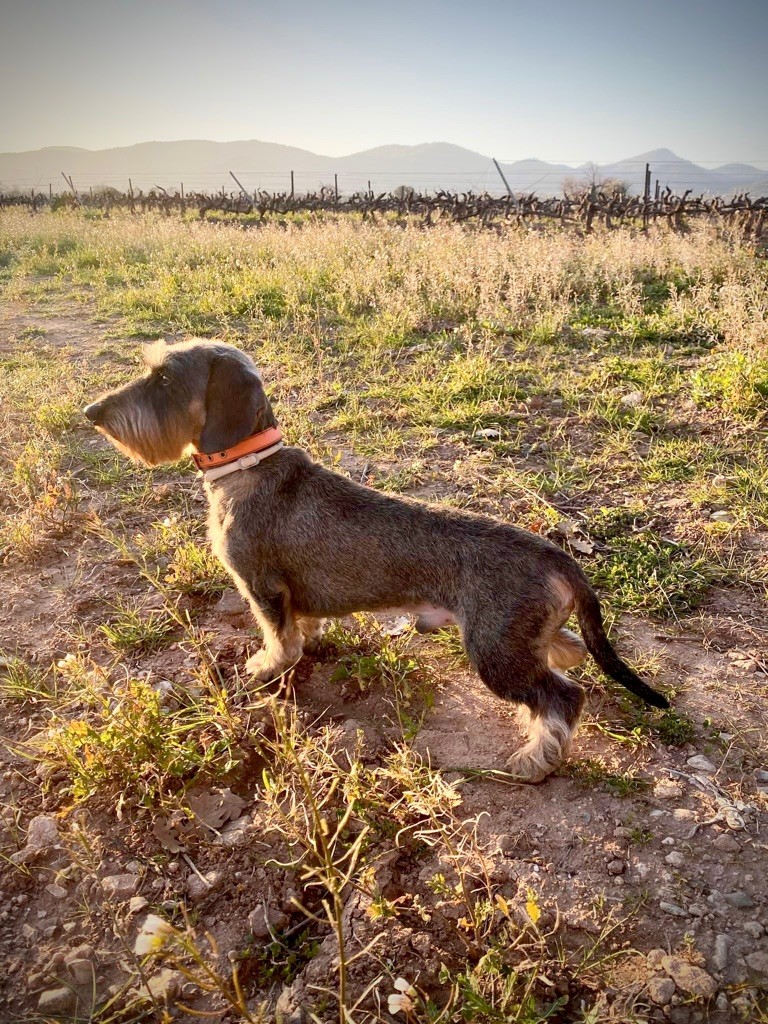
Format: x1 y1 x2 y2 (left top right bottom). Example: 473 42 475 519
0 209 767 1023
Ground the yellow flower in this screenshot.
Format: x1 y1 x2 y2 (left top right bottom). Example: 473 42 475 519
134 913 175 955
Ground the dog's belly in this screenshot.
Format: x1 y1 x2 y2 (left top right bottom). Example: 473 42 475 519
384 603 458 632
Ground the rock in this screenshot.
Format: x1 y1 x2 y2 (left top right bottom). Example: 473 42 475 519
710 511 734 523
216 815 252 848
712 834 740 854
138 968 183 1003
715 993 730 1012
660 901 689 917
662 836 676 846
38 987 77 1014
651 942 667 966
66 958 94 986
12 815 61 863
620 391 644 408
45 883 67 899
661 955 717 999
215 589 248 619
724 891 754 909
186 869 221 902
129 896 148 915
102 874 140 901
607 859 625 875
745 951 768 978
665 851 685 868
687 755 716 773
689 904 707 917
743 921 763 939
655 779 683 800
713 934 729 972
648 976 676 1006
248 905 288 938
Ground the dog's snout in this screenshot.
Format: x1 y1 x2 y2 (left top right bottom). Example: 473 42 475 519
83 401 103 424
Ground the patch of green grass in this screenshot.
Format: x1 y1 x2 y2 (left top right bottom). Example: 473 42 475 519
565 759 651 797
692 350 768 419
98 601 176 654
0 654 57 703
588 507 724 616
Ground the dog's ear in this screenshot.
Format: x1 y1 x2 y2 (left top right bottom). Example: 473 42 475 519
199 354 269 453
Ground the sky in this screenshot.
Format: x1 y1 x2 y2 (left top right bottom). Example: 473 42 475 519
1 0 767 165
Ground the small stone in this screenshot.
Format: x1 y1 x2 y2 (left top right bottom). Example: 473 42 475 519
38 987 78 1014
687 755 716 773
45 883 67 899
715 993 729 1012
216 815 252 848
713 934 729 972
712 834 740 854
248 905 288 938
710 510 734 523
129 896 148 915
648 976 676 1006
620 391 644 408
665 851 685 868
138 968 183 1003
662 837 676 846
607 859 625 875
215 589 248 619
724 891 755 909
67 958 94 986
743 921 763 939
186 869 221 902
655 780 683 800
746 951 768 978
661 955 717 998
660 901 689 918
647 948 667 970
102 874 140 901
27 971 45 991
689 904 707 918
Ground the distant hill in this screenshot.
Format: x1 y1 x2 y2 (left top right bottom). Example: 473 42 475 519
1 140 765 197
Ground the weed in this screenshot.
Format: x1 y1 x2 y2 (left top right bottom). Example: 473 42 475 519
98 600 176 653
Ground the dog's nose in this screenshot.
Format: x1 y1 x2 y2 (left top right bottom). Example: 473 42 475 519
83 401 102 423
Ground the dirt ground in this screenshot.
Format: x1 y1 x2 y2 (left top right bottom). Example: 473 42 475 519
1 300 767 1023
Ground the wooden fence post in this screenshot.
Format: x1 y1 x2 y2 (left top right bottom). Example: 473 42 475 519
334 174 339 201
290 170 294 197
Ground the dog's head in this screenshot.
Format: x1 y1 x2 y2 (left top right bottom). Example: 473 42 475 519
83 339 274 466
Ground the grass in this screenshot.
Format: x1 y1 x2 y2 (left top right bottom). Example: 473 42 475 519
0 209 767 1022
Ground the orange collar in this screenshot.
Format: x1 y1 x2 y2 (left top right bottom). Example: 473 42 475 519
192 426 283 472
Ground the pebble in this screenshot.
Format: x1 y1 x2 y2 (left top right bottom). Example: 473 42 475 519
620 391 644 408
129 896 148 915
137 967 183 1003
45 883 67 899
709 510 734 523
648 976 676 1006
724 891 754 909
647 948 667 970
38 988 77 1014
102 874 140 901
660 901 688 918
661 955 717 998
662 837 676 846
654 780 683 800
743 921 763 939
665 851 685 868
745 951 768 978
248 905 289 938
607 859 625 875
713 934 729 971
687 755 716 773
186 869 222 901
712 834 740 854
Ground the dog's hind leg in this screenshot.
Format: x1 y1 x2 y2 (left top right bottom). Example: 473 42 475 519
463 609 585 783
298 616 326 654
548 627 587 670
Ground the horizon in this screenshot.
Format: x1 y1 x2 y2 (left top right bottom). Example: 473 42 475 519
1 0 767 165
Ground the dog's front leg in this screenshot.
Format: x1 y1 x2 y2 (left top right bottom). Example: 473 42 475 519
237 583 305 682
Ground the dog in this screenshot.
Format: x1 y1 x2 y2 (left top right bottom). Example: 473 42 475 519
83 339 668 782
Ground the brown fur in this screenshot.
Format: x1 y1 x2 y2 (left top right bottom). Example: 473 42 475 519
84 339 668 782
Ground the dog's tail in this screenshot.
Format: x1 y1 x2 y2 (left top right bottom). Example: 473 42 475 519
564 567 669 709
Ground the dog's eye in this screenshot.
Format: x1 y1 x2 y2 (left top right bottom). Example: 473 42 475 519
156 371 170 386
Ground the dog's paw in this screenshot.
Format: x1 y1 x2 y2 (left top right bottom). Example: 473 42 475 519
505 747 555 785
245 650 293 682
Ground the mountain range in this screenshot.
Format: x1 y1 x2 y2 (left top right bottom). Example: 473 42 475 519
1 141 766 197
